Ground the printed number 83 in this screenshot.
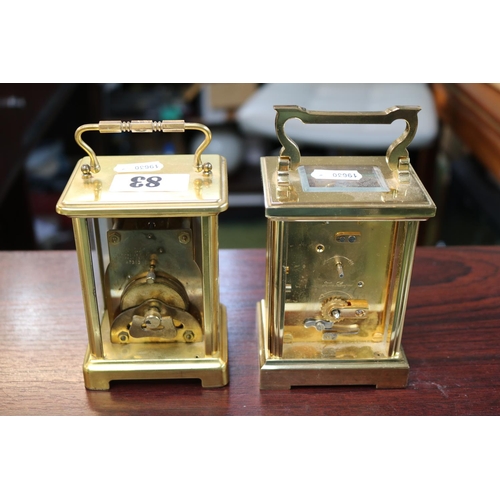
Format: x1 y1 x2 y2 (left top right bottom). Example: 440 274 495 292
130 176 162 188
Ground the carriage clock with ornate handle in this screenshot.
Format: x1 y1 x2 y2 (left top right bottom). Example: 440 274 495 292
56 120 229 389
258 105 436 389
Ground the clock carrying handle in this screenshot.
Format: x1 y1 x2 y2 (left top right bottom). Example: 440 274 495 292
75 120 212 176
274 105 420 181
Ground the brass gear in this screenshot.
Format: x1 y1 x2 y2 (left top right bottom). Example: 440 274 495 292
321 297 348 322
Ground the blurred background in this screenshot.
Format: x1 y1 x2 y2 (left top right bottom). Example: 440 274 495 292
1 82 499 250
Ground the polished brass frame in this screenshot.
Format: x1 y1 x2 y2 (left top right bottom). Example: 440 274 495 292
57 120 228 389
258 106 435 389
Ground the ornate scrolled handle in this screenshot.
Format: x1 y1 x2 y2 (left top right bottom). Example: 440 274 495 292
274 105 420 181
75 120 212 176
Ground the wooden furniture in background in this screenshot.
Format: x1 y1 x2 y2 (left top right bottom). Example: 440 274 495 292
432 83 500 184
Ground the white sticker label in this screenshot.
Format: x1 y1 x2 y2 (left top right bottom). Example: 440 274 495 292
109 174 190 192
311 169 362 180
114 161 163 173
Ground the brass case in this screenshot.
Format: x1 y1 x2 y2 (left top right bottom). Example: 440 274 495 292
56 120 228 389
258 106 436 389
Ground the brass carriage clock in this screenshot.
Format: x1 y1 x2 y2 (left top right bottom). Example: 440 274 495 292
56 120 229 389
258 105 436 389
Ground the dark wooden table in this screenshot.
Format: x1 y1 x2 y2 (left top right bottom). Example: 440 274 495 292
1 247 499 415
